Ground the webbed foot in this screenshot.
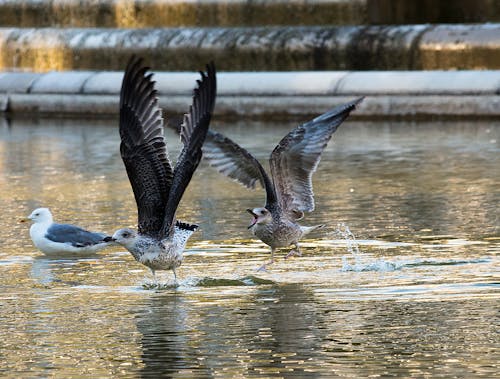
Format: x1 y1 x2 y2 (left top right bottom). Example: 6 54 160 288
257 259 274 272
285 245 302 259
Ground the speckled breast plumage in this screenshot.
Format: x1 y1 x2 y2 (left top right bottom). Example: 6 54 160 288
129 226 195 271
251 218 303 249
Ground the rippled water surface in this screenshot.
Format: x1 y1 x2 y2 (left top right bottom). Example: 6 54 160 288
0 117 498 378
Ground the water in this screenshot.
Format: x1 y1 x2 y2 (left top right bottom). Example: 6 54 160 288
0 117 498 378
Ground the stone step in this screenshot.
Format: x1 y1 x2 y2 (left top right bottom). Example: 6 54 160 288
0 0 498 28
0 24 499 72
1 70 499 119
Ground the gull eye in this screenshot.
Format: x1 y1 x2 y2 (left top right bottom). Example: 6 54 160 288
122 232 130 238
35 213 40 216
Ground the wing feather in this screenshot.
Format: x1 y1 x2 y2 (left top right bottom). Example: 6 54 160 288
202 130 278 209
160 62 217 238
270 97 363 217
202 130 265 190
46 224 108 247
119 55 174 236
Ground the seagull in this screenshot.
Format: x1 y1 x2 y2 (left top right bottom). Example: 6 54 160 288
28 207 112 255
201 97 363 270
111 56 216 283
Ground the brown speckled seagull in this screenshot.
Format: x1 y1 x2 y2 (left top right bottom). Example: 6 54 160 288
202 98 363 270
111 56 216 282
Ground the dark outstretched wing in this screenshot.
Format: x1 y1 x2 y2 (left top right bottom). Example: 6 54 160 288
167 119 278 209
270 97 363 218
159 62 217 238
202 130 264 190
202 130 278 209
46 223 109 247
120 55 173 236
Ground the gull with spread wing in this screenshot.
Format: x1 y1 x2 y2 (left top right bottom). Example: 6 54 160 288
202 98 363 270
111 56 216 282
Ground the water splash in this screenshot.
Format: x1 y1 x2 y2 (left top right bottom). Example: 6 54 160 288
141 275 275 290
336 223 401 272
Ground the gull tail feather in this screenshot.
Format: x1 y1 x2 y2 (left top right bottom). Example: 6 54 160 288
300 224 326 236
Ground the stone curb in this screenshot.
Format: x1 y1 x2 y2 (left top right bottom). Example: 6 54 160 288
1 70 499 119
0 24 499 71
1 70 499 95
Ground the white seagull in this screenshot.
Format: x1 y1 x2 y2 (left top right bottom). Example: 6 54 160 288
28 207 112 255
111 56 216 282
201 97 363 269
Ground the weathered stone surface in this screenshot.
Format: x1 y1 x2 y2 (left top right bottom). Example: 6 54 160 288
419 24 500 70
0 72 40 93
31 71 95 93
82 72 122 94
336 71 500 95
2 70 499 119
215 72 349 96
7 93 118 115
0 24 498 72
5 93 500 119
4 69 500 96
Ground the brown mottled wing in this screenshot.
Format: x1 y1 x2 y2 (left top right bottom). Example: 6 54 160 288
202 130 278 209
168 120 278 207
119 55 173 237
269 97 363 218
203 130 264 190
160 62 217 239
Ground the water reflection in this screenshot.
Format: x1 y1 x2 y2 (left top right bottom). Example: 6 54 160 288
136 285 324 377
132 284 499 377
0 116 498 378
136 293 198 378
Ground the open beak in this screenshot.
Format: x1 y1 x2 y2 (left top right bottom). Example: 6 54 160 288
246 208 258 229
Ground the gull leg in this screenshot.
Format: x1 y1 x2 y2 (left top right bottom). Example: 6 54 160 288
172 268 178 286
150 269 158 285
257 248 275 272
285 242 302 259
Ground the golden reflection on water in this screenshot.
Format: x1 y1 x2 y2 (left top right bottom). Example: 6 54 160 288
0 117 498 377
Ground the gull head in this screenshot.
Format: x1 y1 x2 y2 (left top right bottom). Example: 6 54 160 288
247 207 272 229
28 208 53 224
112 228 139 249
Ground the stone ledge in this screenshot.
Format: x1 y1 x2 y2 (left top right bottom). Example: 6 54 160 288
30 71 96 93
0 72 40 93
1 70 499 119
1 70 498 96
0 24 499 71
3 94 499 120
